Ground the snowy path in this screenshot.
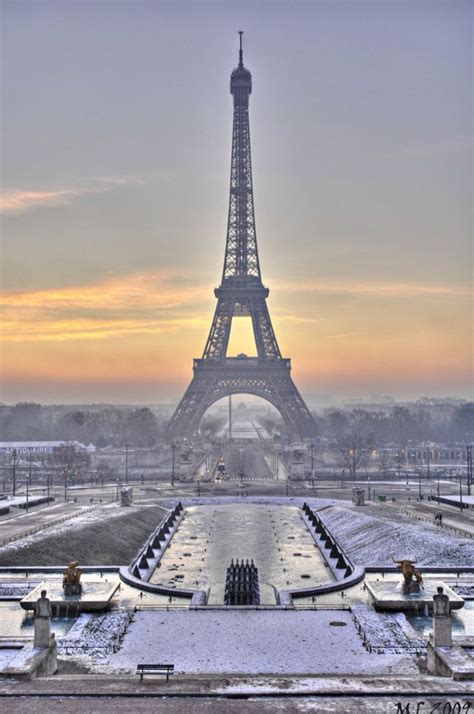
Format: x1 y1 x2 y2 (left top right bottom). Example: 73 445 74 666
105 609 418 675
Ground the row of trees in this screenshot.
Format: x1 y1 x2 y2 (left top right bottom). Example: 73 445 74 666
314 405 473 446
1 401 472 450
0 403 162 447
258 404 473 447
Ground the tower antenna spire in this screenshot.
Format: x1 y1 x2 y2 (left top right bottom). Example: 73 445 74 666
238 30 243 66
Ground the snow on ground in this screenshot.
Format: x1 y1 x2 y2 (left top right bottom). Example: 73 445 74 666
102 609 419 675
158 496 348 511
442 495 474 506
454 584 474 598
351 606 426 654
58 611 132 658
0 503 161 555
0 582 37 597
319 505 474 567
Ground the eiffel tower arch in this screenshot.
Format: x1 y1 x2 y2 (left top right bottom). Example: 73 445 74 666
167 34 315 441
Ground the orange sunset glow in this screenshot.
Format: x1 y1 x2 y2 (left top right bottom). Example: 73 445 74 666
1 1 471 405
1 269 471 402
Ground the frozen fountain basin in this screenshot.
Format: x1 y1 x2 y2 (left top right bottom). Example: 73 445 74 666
20 580 119 614
366 580 464 612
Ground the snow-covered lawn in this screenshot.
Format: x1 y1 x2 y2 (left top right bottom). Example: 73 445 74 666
104 609 419 675
319 505 474 567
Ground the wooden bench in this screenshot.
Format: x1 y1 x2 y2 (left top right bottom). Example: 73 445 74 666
136 663 175 682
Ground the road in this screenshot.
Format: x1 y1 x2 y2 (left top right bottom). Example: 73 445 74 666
219 443 274 481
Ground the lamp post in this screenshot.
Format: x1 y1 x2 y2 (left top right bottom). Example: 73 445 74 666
368 476 371 501
426 444 431 480
12 449 17 497
310 441 315 491
171 442 176 486
28 447 33 488
125 444 129 484
437 469 440 504
418 469 422 500
26 477 29 511
466 445 472 496
459 469 464 512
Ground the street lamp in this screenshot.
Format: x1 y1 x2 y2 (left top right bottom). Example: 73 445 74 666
437 469 440 504
28 447 33 489
466 445 472 497
368 476 371 501
171 442 176 486
418 469 422 500
12 449 17 497
125 444 129 484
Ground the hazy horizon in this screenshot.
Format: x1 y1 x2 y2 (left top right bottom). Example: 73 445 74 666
2 1 472 405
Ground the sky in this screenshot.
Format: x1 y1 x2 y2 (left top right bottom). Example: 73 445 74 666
1 0 472 405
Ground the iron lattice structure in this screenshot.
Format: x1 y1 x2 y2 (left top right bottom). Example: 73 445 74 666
167 35 315 440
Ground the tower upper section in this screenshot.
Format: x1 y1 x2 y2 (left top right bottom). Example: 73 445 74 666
221 32 262 286
230 31 252 99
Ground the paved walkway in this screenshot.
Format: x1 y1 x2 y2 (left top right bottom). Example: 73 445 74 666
0 674 472 714
388 501 474 540
104 610 416 676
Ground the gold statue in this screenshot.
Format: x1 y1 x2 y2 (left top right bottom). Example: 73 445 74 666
63 561 82 595
393 558 423 594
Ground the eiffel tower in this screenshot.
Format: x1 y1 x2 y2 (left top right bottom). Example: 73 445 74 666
167 34 315 440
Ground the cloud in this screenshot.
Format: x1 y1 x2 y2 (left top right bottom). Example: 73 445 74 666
277 279 471 299
3 269 470 345
0 176 143 215
1 270 210 342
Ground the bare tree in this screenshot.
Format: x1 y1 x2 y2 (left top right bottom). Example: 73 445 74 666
332 429 373 479
46 444 90 488
377 449 393 477
96 460 116 486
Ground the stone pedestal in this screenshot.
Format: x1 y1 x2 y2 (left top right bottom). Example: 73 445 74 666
34 617 51 648
433 614 453 647
402 581 421 595
63 582 82 596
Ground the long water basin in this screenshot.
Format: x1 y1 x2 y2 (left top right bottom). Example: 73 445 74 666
150 504 333 604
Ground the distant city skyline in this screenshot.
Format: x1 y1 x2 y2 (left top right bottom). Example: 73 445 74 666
1 1 472 404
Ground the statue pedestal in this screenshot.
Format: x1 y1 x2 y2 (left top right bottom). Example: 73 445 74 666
34 617 51 649
63 582 82 596
402 581 421 595
433 615 453 648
